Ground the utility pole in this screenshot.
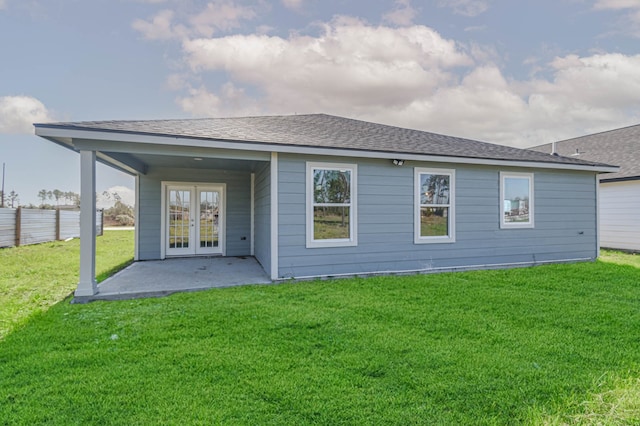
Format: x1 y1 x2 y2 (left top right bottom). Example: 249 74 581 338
1 163 5 208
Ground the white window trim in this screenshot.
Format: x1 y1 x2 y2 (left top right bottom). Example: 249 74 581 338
500 171 535 229
306 162 358 248
414 167 456 244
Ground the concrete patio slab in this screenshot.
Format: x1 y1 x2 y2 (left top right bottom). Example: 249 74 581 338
74 256 271 303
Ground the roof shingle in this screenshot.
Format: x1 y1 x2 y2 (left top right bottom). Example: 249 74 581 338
529 124 640 180
36 114 612 169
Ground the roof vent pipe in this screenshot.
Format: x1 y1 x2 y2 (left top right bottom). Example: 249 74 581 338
551 142 557 155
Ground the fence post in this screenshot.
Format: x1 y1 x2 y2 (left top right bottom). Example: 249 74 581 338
15 206 21 247
56 208 61 241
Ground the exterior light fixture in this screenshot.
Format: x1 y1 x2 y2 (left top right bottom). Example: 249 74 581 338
392 159 405 166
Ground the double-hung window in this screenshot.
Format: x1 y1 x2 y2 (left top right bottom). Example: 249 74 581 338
500 172 534 229
415 168 455 243
306 162 357 248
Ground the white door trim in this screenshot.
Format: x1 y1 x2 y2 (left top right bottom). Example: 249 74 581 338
161 181 227 259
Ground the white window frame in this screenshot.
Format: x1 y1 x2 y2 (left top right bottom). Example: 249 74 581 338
414 167 456 244
306 162 358 248
500 171 534 229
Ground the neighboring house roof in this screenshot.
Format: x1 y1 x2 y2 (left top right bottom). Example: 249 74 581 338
35 114 615 172
529 124 640 181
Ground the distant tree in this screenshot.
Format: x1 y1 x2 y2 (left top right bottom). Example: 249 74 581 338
8 190 19 208
52 189 63 206
103 190 134 226
38 189 48 207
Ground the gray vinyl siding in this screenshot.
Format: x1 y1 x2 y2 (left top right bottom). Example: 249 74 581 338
277 154 597 279
138 167 252 260
253 162 271 275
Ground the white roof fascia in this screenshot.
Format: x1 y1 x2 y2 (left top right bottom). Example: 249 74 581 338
34 126 619 173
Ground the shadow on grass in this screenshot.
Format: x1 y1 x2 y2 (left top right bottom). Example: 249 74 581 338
96 258 134 283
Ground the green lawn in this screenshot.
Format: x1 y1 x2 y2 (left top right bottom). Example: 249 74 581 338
0 230 134 339
0 246 639 424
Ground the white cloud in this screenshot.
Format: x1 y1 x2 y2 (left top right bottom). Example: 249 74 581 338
593 0 640 36
0 95 53 134
98 186 135 209
189 1 256 37
183 17 472 114
438 0 489 17
132 1 258 40
383 0 417 26
168 15 640 147
177 86 222 116
177 83 261 117
132 9 182 40
593 0 640 10
281 0 303 10
0 0 7 10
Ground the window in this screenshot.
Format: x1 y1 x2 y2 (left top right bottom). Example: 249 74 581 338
306 162 357 248
500 172 534 229
415 168 455 243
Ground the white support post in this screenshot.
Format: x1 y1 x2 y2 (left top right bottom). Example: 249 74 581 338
250 172 255 257
77 150 98 297
270 152 279 280
134 174 140 261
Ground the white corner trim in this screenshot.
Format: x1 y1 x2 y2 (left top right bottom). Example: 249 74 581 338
134 175 140 261
270 152 279 280
414 167 456 244
305 161 358 248
500 171 535 229
251 172 255 257
595 174 600 258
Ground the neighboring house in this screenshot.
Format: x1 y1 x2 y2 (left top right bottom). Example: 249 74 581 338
35 114 616 297
530 124 640 252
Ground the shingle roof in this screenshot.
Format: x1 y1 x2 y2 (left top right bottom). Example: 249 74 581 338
529 124 640 181
36 113 611 169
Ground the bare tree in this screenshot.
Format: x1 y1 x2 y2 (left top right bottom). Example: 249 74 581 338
8 190 19 208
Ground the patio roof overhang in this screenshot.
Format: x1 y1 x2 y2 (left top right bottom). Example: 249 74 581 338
35 128 271 177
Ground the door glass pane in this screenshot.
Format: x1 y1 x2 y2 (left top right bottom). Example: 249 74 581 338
169 189 190 248
200 190 219 248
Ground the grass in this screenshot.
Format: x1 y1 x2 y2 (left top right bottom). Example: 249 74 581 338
0 230 134 339
1 249 639 424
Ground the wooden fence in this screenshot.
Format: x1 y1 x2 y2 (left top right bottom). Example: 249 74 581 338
0 208 103 248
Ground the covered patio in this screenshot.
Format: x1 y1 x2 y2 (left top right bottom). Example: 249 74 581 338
35 119 278 300
73 256 272 303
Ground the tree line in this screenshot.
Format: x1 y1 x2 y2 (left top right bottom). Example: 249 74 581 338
0 190 20 208
2 190 135 226
37 189 81 208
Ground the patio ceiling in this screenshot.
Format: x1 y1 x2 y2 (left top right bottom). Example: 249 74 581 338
104 152 268 173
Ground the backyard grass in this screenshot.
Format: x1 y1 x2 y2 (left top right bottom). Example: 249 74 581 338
0 230 134 339
0 248 639 424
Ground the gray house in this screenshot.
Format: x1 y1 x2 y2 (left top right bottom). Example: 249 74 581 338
35 114 616 297
530 124 640 252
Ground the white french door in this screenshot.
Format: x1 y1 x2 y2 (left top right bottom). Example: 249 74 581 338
166 184 224 256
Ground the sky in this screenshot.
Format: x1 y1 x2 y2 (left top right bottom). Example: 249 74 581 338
1 0 640 206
